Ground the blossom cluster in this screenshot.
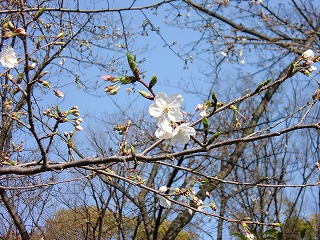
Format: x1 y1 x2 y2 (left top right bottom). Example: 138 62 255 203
149 92 196 145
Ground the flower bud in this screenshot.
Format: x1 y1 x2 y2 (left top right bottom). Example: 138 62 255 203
302 49 314 61
14 28 26 37
137 90 153 99
7 21 14 30
229 105 237 111
312 88 320 101
38 80 50 87
109 85 121 95
102 75 116 82
33 7 46 21
104 84 116 92
55 32 64 40
127 52 136 71
75 125 83 131
53 89 64 98
119 76 134 84
3 31 14 39
6 74 14 81
149 75 157 88
38 71 48 79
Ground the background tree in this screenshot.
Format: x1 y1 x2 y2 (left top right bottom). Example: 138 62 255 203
0 1 319 240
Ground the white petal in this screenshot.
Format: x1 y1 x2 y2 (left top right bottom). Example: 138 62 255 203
155 126 172 140
167 94 183 108
171 124 196 145
302 49 314 61
159 196 171 208
149 104 163 118
159 186 168 193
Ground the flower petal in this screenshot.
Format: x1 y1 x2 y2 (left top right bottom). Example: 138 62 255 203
159 196 171 208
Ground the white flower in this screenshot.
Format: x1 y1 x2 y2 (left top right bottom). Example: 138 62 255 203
149 92 183 129
240 58 246 64
158 186 171 208
155 124 172 140
195 103 207 117
302 49 314 61
220 51 227 57
308 65 317 73
171 123 196 145
0 47 18 69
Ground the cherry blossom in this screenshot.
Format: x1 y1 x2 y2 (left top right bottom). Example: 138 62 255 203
302 49 314 61
171 123 196 145
155 124 172 140
149 92 183 131
195 103 207 117
0 46 18 69
149 92 183 121
158 186 171 208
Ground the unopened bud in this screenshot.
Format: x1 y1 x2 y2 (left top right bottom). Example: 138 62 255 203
137 90 153 99
149 75 157 88
127 52 136 71
14 28 26 37
53 89 64 98
229 105 237 111
75 125 83 131
33 7 46 21
6 74 14 81
38 71 48 79
119 76 134 84
38 80 50 87
53 42 65 45
102 75 116 82
3 31 14 39
55 32 64 40
109 85 121 95
7 21 15 30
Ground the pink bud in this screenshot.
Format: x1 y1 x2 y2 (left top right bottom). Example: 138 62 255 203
14 28 26 37
53 89 64 98
102 75 116 81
